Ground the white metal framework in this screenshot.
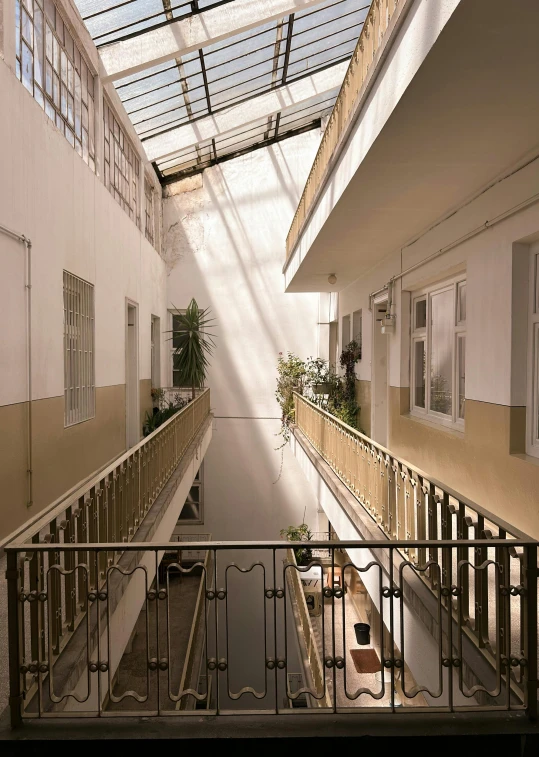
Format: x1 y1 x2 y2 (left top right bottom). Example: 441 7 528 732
72 0 368 179
63 271 95 427
410 275 466 429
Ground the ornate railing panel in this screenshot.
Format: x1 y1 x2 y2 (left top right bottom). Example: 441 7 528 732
6 539 537 723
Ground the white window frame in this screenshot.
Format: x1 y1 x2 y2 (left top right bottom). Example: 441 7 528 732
63 271 95 427
526 243 539 457
410 274 466 430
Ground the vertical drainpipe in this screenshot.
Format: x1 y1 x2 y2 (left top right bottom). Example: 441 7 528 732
0 223 33 507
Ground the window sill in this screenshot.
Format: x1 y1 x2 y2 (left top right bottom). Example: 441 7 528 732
511 452 539 468
402 412 465 439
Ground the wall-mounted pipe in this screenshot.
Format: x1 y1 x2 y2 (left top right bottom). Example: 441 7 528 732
0 222 33 507
369 187 539 310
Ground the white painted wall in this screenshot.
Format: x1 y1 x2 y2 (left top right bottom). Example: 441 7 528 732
0 57 169 408
336 157 539 408
163 133 323 542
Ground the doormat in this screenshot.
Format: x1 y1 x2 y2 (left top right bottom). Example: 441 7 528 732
350 649 380 674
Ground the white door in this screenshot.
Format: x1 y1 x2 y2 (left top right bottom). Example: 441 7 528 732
372 300 389 446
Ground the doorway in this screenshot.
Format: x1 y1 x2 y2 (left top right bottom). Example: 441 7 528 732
126 301 139 448
371 299 388 446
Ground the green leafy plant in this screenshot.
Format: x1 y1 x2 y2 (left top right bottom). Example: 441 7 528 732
280 523 313 566
168 298 216 400
151 387 165 408
326 340 361 428
275 352 307 446
143 395 189 437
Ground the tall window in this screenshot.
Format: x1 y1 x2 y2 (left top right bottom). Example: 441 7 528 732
352 309 362 357
144 177 155 245
170 310 184 387
527 243 539 456
63 271 95 426
15 0 96 170
411 276 466 427
103 99 140 224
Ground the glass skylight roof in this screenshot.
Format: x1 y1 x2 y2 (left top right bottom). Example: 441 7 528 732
74 0 369 181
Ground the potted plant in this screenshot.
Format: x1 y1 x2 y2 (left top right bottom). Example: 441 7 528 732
169 298 216 400
306 357 331 395
280 522 313 566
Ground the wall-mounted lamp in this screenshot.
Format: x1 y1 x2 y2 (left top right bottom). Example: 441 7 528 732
328 273 337 285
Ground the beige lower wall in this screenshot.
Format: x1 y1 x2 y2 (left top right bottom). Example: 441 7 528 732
389 386 539 540
355 379 371 437
0 384 127 543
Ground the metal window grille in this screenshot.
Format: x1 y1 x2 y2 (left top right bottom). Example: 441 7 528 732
103 99 140 224
63 271 95 427
15 0 96 170
144 177 154 245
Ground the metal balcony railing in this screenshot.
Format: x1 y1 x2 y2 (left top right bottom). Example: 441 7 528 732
5 539 537 722
4 389 211 717
293 393 538 678
285 0 406 262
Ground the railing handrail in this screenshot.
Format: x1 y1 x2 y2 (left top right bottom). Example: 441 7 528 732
8 388 210 546
285 0 409 261
5 538 537 551
293 392 534 542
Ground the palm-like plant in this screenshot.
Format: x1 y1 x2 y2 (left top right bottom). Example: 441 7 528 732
168 298 216 399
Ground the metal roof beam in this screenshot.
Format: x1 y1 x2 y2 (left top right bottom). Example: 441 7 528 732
143 60 347 162
99 0 329 82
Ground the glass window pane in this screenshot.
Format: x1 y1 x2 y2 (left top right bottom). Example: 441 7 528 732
22 8 33 46
53 71 60 106
172 314 182 348
458 336 466 420
430 289 453 416
415 298 427 330
414 340 426 409
21 42 34 93
34 8 43 87
457 281 466 323
16 1 21 60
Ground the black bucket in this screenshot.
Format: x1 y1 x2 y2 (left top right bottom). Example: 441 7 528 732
354 622 370 645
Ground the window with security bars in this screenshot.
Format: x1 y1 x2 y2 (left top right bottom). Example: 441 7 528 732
144 177 155 245
63 271 95 427
103 99 140 224
15 0 96 170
